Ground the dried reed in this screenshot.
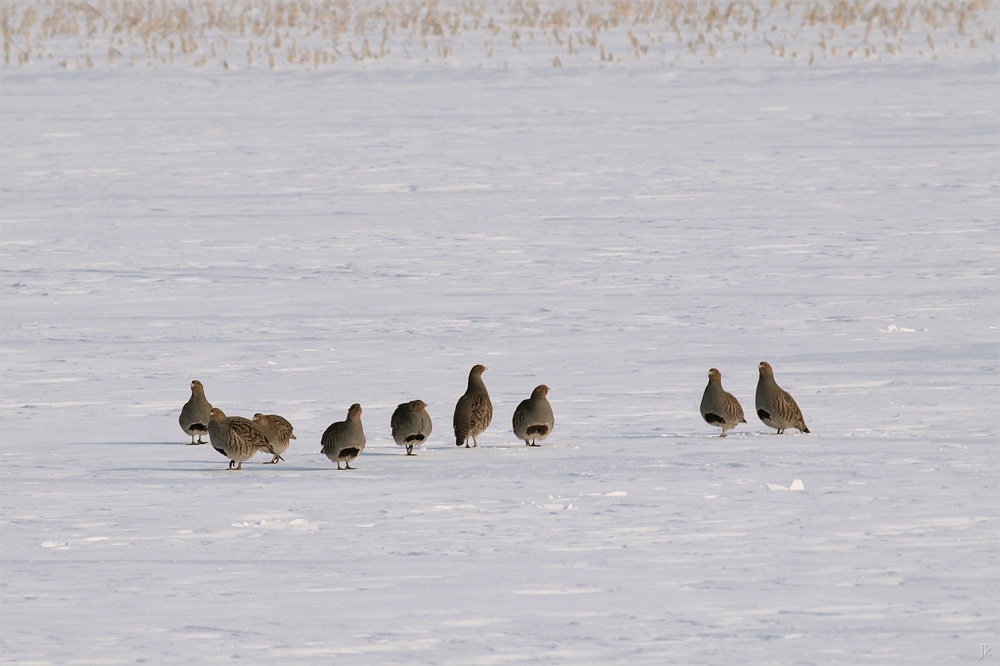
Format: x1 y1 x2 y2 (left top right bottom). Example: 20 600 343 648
1 0 995 68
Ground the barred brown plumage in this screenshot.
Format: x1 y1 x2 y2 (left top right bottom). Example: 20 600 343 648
755 361 810 434
453 364 492 448
252 413 296 464
208 408 274 470
700 368 746 437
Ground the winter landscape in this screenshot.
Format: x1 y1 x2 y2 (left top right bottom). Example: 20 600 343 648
2 0 998 662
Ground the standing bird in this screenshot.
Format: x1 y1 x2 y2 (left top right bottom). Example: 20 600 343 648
321 403 366 469
179 380 212 445
700 368 746 437
755 361 810 434
453 364 493 447
252 413 296 464
512 385 555 447
207 408 275 470
391 400 433 455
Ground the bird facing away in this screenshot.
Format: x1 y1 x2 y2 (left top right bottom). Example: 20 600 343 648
207 408 275 470
321 403 366 469
252 413 296 464
179 379 212 445
755 361 810 434
391 400 433 455
512 385 555 447
453 364 493 447
700 368 747 437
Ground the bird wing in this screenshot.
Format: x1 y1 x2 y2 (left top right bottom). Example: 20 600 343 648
390 405 406 435
512 399 529 432
724 392 746 424
471 393 493 429
269 415 294 442
453 395 471 432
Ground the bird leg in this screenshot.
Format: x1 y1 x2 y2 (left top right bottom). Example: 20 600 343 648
344 462 354 470
405 446 414 455
336 461 343 470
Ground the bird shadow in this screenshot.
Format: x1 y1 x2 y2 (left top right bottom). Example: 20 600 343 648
359 450 422 457
76 441 197 447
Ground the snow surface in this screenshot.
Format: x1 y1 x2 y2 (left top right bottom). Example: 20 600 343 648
2 48 998 663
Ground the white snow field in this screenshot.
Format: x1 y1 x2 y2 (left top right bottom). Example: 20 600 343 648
2 5 998 662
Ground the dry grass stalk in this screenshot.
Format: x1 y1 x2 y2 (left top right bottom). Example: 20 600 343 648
1 0 994 68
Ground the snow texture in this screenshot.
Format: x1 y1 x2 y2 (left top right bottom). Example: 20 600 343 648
1 48 998 664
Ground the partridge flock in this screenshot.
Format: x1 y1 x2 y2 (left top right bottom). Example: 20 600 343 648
699 361 810 437
180 361 809 469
